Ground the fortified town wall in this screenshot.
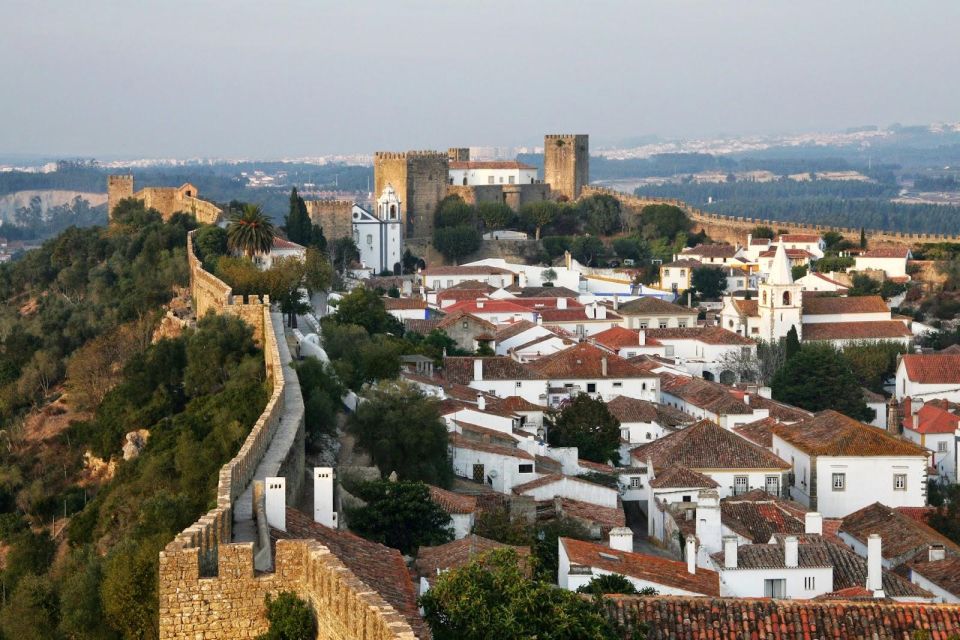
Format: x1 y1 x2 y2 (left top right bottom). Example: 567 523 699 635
157 233 415 639
107 175 222 224
582 185 960 248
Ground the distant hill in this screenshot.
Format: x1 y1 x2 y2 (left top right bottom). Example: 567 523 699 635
0 189 107 224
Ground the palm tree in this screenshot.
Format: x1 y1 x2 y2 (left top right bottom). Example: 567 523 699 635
227 204 275 258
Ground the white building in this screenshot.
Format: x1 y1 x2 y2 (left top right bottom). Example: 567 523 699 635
855 247 912 279
901 398 960 484
255 236 306 270
449 434 538 493
795 271 850 294
448 161 538 186
352 185 403 274
421 265 517 291
896 354 960 403
771 410 930 518
616 296 699 330
776 234 826 259
713 535 833 599
512 474 618 509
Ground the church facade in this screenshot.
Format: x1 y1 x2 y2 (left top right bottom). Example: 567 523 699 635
353 184 403 274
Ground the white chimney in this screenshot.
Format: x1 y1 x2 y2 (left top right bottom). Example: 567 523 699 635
805 512 823 535
685 535 697 574
784 535 799 568
601 356 608 377
536 313 543 326
867 534 884 596
557 298 567 310
608 527 633 553
597 304 607 320
743 393 750 406
474 358 483 381
477 393 486 412
613 295 620 311
929 544 946 562
265 476 286 532
723 535 738 568
313 467 338 528
638 330 646 346
519 271 528 288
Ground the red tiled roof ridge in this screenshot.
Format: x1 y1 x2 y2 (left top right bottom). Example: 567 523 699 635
771 410 929 457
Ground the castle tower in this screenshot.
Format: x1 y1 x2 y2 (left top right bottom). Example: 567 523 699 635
448 147 470 163
373 150 448 239
544 134 589 201
758 243 803 342
107 174 134 220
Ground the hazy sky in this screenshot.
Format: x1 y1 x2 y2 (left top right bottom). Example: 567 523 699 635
1 1 958 158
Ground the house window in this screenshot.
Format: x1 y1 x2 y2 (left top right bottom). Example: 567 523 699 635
639 322 648 329
576 324 585 335
659 321 668 329
682 495 692 502
733 476 749 496
515 381 522 388
462 321 469 329
729 319 735 328
764 579 786 599
630 477 641 488
680 269 686 277
938 441 948 453
783 291 791 305
804 576 816 590
432 280 440 289
751 327 759 334
613 382 623 388
646 433 652 440
678 321 688 329
508 175 515 184
894 474 907 491
587 383 597 393
518 463 533 474
487 176 494 185
664 269 671 277
765 475 780 496
366 234 373 245
446 279 453 288
832 473 846 491
621 429 630 441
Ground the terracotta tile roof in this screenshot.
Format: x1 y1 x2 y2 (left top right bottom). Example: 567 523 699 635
442 356 541 384
680 244 738 259
733 417 778 447
645 326 756 346
713 542 834 569
749 237 772 245
449 433 533 460
403 318 441 335
514 286 582 298
591 326 654 350
758 248 815 258
720 490 808 543
939 344 960 354
272 508 427 638
578 458 617 474
732 298 758 317
809 272 850 288
556 497 626 532
449 160 536 170
511 473 612 496
732 393 813 423
661 258 702 268
427 485 477 514
510 334 568 354
436 288 500 304
778 234 821 243
534 455 562 474
271 236 305 251
813 585 881 600
909 556 960 597
488 395 545 413
861 247 911 258
435 310 496 332
441 280 497 292
631 419 790 471
509 297 584 310
659 374 753 415
901 354 960 384
561 537 720 596
895 505 936 525
603 596 960 639
649 465 719 489
605 395 659 423
493 319 538 341
617 296 698 316
539 307 622 323
444 299 532 316
771 410 929 457
907 401 960 434
525 343 656 379
423 265 515 276
839 502 960 565
453 420 521 445
802 320 912 341
383 297 427 310
801 295 889 315
414 534 530 579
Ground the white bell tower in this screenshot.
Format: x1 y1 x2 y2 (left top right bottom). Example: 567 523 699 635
376 184 403 274
758 243 802 342
377 184 402 222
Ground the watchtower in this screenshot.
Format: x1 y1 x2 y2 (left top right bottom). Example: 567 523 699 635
373 150 448 239
544 134 589 201
107 174 134 220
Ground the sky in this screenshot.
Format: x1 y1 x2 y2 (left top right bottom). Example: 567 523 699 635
1 0 958 159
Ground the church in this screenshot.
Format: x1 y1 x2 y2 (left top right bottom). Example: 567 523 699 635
352 184 403 274
719 244 912 348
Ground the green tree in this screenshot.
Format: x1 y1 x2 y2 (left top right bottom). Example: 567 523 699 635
860 227 867 249
849 273 881 297
771 344 873 421
347 380 453 486
285 187 313 246
612 236 650 263
636 204 691 240
928 484 960 545
576 574 640 595
814 255 855 272
541 268 559 284
785 325 801 360
227 204 275 258
750 225 775 240
546 395 620 463
256 591 317 640
303 246 334 296
689 266 726 299
332 286 401 335
580 194 622 236
419 548 619 640
100 536 165 640
843 342 906 392
477 202 515 231
433 225 482 263
519 201 558 240
192 224 229 269
330 236 360 274
435 195 477 228
570 236 605 266
0 574 59 640
791 264 808 280
346 480 453 554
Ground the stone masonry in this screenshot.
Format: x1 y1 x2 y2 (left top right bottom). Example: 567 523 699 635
304 199 354 242
107 175 222 224
374 151 448 239
544 134 589 201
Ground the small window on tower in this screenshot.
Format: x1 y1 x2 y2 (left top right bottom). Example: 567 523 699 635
783 291 791 305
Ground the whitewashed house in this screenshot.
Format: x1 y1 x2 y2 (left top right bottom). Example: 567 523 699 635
449 434 538 493
352 185 403 274
255 236 306 270
617 296 699 330
901 398 960 484
855 247 912 279
896 354 960 403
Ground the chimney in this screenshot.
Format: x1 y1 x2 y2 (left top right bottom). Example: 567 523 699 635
313 467 337 528
638 330 646 346
476 298 485 309
867 534 884 596
601 356 608 377
474 358 483 381
685 535 697 574
597 304 607 320
804 512 823 535
743 393 750 406
687 292 692 308
557 297 567 310
265 476 286 532
536 313 543 326
477 393 486 412
888 396 902 435
758 386 772 399
723 536 738 569
929 544 946 562
613 294 620 311
519 271 528 288
784 535 799 568
608 527 633 553
589 302 598 319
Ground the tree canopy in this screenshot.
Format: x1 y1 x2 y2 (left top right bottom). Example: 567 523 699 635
227 204 275 257
345 480 453 554
546 395 620 464
771 343 873 421
690 266 726 299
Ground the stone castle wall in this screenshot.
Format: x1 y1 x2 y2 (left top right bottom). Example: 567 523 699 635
304 199 354 242
446 183 551 212
374 151 448 239
159 232 413 639
582 185 960 247
544 134 589 201
107 176 222 224
107 174 134 218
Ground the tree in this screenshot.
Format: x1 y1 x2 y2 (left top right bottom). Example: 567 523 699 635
771 344 873 421
546 395 620 463
791 264 808 280
332 286 400 335
541 268 558 285
849 273 881 297
192 224 229 268
843 342 906 392
303 246 334 296
347 380 453 486
419 548 619 640
227 204 275 258
750 225 775 240
576 574 641 596
433 225 482 263
785 326 801 360
434 195 476 229
256 591 317 640
0 574 59 640
612 236 650 263
330 236 360 274
346 480 453 554
477 202 515 231
285 187 313 246
100 536 165 640
717 339 786 385
570 236 605 266
636 204 691 240
689 266 726 299
519 201 558 240
580 194 622 236
860 227 867 249
928 484 960 545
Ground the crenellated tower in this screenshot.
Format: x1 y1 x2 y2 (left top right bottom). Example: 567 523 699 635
544 134 589 201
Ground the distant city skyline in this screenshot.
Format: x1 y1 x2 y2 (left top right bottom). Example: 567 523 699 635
1 1 958 158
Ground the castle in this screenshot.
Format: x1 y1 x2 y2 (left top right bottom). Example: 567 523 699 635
107 175 222 224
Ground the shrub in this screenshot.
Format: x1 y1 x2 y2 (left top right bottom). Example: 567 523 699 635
256 591 317 640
